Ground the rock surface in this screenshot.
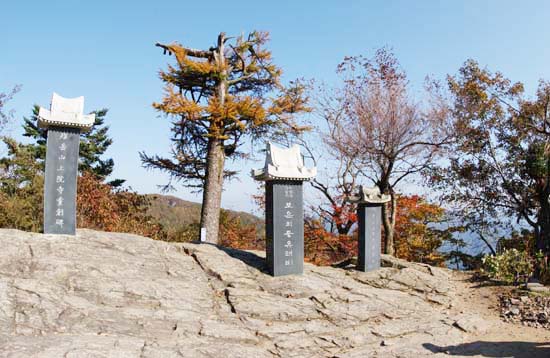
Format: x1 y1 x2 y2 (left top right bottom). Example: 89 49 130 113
0 229 548 357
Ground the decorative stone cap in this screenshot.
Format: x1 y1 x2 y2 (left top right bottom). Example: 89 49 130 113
348 185 391 204
252 142 316 181
38 93 95 131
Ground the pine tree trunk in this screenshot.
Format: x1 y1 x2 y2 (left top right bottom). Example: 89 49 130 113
382 193 397 256
200 137 225 244
199 32 227 245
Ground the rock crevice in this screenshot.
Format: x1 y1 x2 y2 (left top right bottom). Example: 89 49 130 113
0 229 479 357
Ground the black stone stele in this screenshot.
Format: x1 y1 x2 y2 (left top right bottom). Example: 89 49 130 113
43 128 80 235
266 181 304 276
357 204 382 272
252 142 316 277
38 93 95 235
348 185 391 272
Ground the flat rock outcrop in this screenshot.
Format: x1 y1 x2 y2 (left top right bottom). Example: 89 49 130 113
0 229 536 357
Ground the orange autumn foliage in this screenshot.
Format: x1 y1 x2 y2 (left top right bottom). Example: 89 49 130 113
218 192 449 267
218 210 264 250
330 202 358 233
77 172 163 239
306 195 449 266
392 195 448 266
304 218 357 266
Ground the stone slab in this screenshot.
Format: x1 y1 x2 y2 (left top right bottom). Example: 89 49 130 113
43 127 80 235
266 181 304 276
357 204 381 272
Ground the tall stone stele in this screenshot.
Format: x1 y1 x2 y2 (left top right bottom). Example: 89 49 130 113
38 93 95 235
348 186 390 272
253 143 316 276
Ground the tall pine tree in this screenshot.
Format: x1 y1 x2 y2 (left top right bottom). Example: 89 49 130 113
141 31 310 244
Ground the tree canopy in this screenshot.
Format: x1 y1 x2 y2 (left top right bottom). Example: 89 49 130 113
142 31 310 243
431 59 550 256
318 48 451 255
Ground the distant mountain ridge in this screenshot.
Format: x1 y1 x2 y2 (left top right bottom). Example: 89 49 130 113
146 194 263 233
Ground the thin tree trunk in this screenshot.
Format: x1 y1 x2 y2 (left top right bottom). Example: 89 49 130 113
199 32 227 244
382 193 397 256
200 137 225 243
478 232 497 256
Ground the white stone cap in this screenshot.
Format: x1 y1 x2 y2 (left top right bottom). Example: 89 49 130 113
252 142 317 181
347 185 391 204
38 93 95 131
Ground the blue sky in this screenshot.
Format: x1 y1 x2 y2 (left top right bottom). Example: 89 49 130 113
2 0 550 213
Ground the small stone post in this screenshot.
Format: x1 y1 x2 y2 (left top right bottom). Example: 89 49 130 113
348 186 390 272
253 143 316 276
38 93 95 235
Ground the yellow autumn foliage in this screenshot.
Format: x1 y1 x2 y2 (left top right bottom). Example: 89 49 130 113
153 85 204 119
163 43 219 75
236 96 266 126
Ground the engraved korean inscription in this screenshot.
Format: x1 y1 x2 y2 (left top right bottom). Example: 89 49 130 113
44 128 80 235
357 204 382 272
266 181 304 276
252 142 316 277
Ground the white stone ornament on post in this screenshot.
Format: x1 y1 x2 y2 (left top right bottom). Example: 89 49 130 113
38 93 95 235
348 185 391 272
253 142 316 276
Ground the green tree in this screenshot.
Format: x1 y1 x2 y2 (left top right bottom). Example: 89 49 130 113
142 31 310 244
22 105 123 186
0 137 44 231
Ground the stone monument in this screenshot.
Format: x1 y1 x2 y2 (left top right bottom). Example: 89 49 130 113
348 185 390 272
38 93 95 235
253 142 316 276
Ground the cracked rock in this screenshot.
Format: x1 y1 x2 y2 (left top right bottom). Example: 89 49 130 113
0 228 469 357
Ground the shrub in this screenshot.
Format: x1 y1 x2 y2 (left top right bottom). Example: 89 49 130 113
0 138 44 231
219 210 263 250
393 195 453 267
482 249 534 284
497 230 534 254
77 172 164 239
304 218 356 266
162 222 201 243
